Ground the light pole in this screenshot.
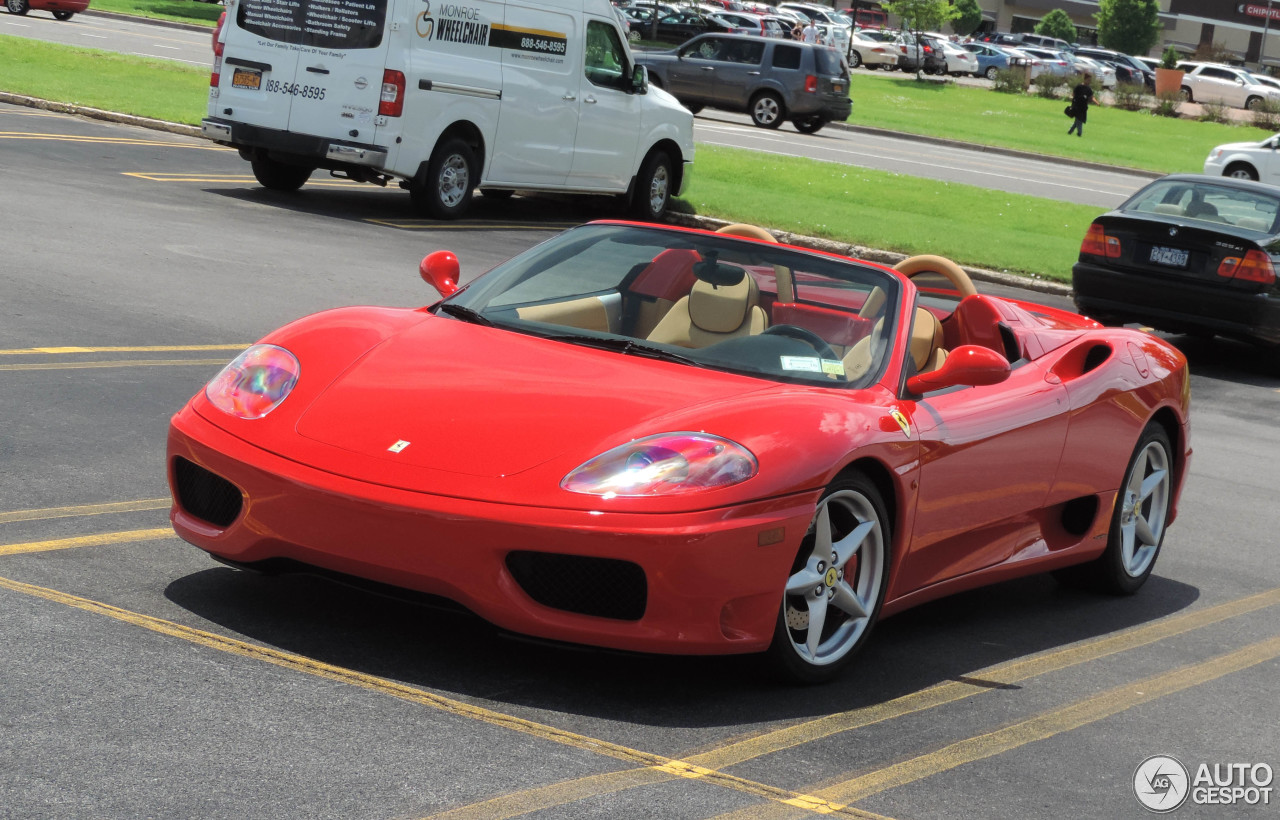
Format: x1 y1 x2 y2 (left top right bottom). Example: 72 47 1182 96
1263 0 1274 74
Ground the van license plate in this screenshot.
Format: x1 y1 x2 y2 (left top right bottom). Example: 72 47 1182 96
1149 246 1188 268
232 69 262 91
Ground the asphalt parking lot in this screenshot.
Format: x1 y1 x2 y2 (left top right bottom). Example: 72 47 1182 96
3 102 1279 819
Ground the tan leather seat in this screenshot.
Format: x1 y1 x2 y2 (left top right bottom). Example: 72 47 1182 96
646 266 768 349
842 307 946 381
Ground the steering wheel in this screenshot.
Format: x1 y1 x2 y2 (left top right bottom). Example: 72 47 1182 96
894 254 978 298
762 324 839 361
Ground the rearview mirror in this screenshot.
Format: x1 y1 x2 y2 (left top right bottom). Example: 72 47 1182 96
419 250 460 297
906 345 1011 395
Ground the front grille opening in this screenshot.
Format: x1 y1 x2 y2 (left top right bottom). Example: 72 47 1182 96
173 457 243 528
506 551 647 621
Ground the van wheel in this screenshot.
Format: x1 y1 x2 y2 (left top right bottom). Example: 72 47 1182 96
749 91 785 129
52 9 73 18
250 157 313 191
630 150 673 222
413 138 476 219
6 0 29 15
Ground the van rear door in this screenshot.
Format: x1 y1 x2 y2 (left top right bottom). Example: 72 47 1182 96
221 0 394 144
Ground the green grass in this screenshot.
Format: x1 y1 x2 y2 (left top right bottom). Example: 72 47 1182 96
91 0 220 25
846 74 1271 175
0 35 207 124
685 145 1102 281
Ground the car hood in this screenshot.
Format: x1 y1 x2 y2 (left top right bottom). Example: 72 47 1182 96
1214 140 1268 153
292 317 772 480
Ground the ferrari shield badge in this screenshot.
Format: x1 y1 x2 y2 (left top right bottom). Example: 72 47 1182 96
889 409 911 439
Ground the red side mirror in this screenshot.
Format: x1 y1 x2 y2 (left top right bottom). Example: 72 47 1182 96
419 250 459 297
907 345 1011 395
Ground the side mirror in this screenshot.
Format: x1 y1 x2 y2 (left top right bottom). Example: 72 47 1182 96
906 345 1011 395
419 250 459 297
632 64 649 93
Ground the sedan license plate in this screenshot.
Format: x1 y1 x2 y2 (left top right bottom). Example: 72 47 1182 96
1149 245 1189 268
231 68 262 91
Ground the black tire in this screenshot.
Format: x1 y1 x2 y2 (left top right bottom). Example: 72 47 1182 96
793 115 826 134
985 66 998 81
51 9 73 18
749 91 785 129
411 137 476 220
249 156 313 192
866 64 879 71
6 0 29 14
479 188 514 200
1054 424 1174 595
630 150 673 222
1224 163 1259 181
848 50 861 69
766 472 891 684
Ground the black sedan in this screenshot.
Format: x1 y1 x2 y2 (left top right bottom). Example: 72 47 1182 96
1073 174 1280 348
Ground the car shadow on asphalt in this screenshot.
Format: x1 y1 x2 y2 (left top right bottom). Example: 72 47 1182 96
164 565 1199 725
1159 333 1280 387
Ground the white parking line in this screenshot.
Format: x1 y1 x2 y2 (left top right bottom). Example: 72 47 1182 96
76 32 108 38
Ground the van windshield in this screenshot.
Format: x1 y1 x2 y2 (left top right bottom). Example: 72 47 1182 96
237 0 388 50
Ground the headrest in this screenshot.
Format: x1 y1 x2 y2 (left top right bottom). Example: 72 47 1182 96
715 223 778 243
689 276 759 334
910 308 944 372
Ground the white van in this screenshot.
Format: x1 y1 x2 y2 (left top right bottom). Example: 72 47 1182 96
204 0 694 219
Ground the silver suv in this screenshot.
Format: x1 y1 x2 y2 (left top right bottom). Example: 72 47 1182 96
636 34 851 133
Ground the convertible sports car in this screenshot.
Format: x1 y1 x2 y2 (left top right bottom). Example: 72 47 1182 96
168 222 1191 682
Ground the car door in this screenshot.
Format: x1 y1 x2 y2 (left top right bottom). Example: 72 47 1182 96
569 18 642 190
713 38 766 107
897 318 1069 591
666 35 726 104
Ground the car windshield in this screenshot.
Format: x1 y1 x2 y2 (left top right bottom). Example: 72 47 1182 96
438 223 903 388
1123 180 1280 232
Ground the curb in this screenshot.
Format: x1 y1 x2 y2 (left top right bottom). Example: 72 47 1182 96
0 90 1073 297
84 8 215 33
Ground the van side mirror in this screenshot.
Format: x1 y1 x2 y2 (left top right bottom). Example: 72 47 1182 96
419 250 460 296
906 345 1011 395
632 64 649 93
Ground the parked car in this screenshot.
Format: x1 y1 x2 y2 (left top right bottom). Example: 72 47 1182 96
1073 174 1280 347
3 0 88 20
1178 63 1280 110
636 34 851 132
931 37 979 76
713 10 785 37
1018 46 1073 78
1072 46 1155 88
169 220 1191 683
776 2 850 52
961 42 1012 81
1017 33 1071 52
1203 133 1280 182
1066 54 1118 88
651 11 737 42
893 32 945 74
847 31 899 70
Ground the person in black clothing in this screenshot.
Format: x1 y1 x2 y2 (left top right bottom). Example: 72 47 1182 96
1067 74 1095 137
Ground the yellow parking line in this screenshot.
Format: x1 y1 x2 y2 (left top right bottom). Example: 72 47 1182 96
765 633 1280 812
436 585 1280 818
121 171 368 187
0 528 173 556
0 498 169 525
0 358 230 372
0 345 246 356
0 575 880 819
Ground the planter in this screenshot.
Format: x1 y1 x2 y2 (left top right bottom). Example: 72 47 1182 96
1154 67 1184 97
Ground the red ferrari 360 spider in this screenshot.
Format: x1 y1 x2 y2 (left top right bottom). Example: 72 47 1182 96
168 222 1191 682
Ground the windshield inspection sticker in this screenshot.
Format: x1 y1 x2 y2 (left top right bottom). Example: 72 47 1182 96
821 359 845 376
781 356 822 372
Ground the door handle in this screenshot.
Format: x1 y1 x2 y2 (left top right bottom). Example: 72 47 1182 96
701 66 715 71
748 71 761 75
562 93 577 101
306 66 330 74
584 96 597 104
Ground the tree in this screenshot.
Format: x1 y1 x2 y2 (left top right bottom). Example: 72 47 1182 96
952 0 982 37
1095 0 1161 56
1035 9 1077 44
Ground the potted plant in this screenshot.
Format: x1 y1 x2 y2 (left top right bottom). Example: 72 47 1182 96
1155 45 1184 96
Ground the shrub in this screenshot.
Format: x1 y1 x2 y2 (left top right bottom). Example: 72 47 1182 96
1152 91 1182 118
1031 72 1066 98
990 67 1026 94
1251 97 1280 130
1160 45 1180 70
1112 82 1150 111
1197 100 1229 123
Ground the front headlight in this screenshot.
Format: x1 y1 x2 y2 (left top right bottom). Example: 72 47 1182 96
204 344 300 420
561 433 757 497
